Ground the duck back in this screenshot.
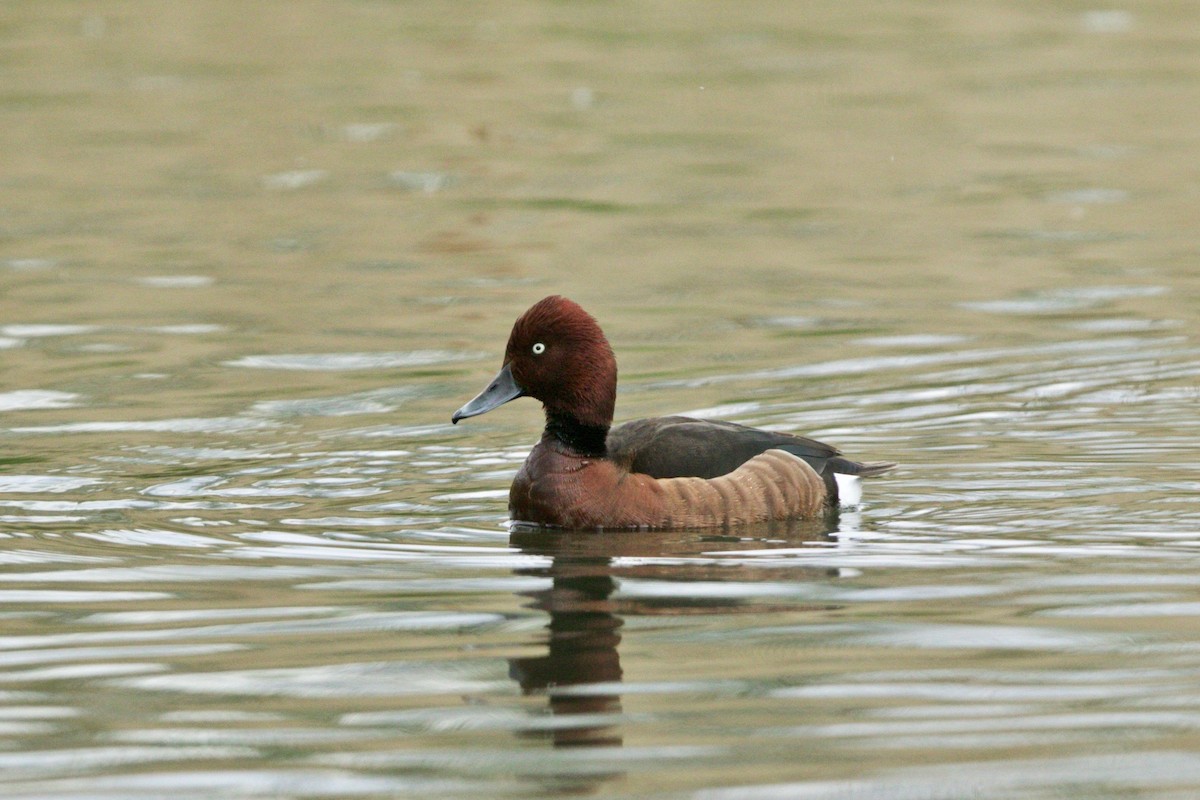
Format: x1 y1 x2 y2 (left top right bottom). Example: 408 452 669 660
606 414 841 490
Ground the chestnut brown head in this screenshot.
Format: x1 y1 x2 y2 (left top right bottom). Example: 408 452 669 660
452 296 617 429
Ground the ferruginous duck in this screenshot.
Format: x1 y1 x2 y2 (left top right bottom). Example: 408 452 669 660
451 296 894 529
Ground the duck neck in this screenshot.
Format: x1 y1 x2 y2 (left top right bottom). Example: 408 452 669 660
544 410 609 457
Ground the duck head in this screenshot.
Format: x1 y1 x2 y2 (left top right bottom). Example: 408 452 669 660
452 296 617 429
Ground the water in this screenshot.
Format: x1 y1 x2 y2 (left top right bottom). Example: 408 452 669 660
3 2 1200 797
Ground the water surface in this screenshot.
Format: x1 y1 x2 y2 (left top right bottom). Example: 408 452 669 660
3 2 1200 798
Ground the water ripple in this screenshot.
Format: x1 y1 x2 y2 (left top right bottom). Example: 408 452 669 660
226 351 483 371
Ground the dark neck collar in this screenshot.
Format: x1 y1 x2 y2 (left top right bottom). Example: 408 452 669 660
544 411 609 457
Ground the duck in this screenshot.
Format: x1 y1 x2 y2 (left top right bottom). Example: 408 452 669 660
451 295 894 530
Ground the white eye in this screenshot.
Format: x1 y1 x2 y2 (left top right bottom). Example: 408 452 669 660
531 342 546 355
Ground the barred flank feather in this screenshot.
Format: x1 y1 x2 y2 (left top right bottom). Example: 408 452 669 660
658 449 827 528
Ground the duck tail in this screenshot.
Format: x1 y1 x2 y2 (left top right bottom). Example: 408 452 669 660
828 457 896 478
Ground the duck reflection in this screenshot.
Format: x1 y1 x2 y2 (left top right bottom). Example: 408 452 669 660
507 516 839 752
508 551 625 748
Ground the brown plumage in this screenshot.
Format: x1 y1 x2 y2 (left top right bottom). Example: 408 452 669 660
452 296 894 530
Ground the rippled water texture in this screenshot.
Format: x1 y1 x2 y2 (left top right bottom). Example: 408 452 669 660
4 3 1200 798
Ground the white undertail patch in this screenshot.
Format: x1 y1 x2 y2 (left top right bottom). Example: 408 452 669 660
834 473 863 508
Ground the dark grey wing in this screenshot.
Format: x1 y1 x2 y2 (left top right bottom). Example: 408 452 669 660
606 416 842 480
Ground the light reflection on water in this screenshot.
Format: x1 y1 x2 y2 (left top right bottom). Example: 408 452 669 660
2 319 1200 796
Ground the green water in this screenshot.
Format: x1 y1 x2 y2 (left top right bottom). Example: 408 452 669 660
3 2 1200 797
